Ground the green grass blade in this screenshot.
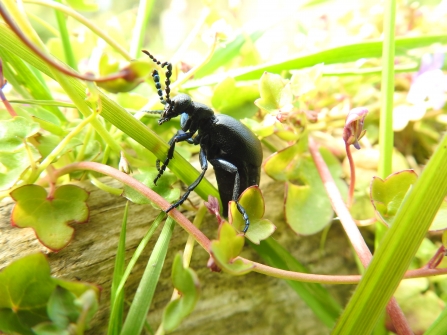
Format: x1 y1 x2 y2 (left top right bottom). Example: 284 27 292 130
53 0 77 70
425 305 447 335
184 35 447 88
120 217 176 335
378 0 396 179
250 238 342 328
108 202 129 335
108 212 165 330
129 0 156 59
193 29 266 78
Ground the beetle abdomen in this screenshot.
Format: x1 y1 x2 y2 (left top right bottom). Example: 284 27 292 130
206 114 262 216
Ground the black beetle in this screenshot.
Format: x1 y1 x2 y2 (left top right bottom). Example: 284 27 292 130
143 50 262 233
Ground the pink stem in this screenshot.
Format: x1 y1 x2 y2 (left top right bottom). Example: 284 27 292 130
345 142 355 208
0 4 135 84
53 162 447 289
426 245 446 269
309 137 413 335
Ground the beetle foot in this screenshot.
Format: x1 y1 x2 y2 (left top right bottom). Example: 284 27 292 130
236 202 250 233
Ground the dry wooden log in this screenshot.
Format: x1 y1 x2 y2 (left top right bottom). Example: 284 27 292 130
0 173 356 335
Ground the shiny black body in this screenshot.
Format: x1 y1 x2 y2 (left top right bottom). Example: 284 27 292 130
143 50 262 232
205 113 262 215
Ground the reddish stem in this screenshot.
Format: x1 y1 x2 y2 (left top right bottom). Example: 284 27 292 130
52 162 447 288
426 245 446 269
54 162 211 250
309 137 413 335
0 3 135 83
309 137 372 265
0 88 17 117
0 59 18 117
345 142 355 208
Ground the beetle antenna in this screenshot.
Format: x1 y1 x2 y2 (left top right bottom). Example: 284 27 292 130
142 109 163 115
142 50 173 106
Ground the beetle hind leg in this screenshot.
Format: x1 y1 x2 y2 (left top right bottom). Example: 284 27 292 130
209 159 250 233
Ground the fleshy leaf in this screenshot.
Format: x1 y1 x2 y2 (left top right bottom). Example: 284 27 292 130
228 186 276 244
241 117 274 138
10 184 89 251
0 117 41 190
371 170 447 231
116 92 149 110
34 134 82 161
210 222 254 275
162 253 200 333
394 278 444 334
265 142 346 235
430 200 447 231
72 289 98 328
211 77 259 119
0 149 41 191
263 142 301 182
289 63 324 97
370 170 418 227
254 72 293 114
123 169 180 206
0 116 40 152
32 323 68 335
0 254 99 335
97 56 151 93
46 286 80 329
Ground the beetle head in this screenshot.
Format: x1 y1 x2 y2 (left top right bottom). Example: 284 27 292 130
158 93 192 125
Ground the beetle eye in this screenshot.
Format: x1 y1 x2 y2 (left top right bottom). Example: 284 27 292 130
159 103 173 124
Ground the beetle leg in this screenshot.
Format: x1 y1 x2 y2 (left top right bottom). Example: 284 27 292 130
208 159 250 233
154 130 194 185
165 148 208 213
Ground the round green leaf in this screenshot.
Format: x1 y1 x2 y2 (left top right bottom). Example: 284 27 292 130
0 116 40 152
97 58 152 93
284 147 346 235
123 169 180 206
211 77 259 119
210 222 254 275
289 63 324 97
228 186 276 244
254 72 293 114
0 254 99 335
370 170 418 227
263 143 300 182
163 253 199 333
430 200 447 231
10 184 89 251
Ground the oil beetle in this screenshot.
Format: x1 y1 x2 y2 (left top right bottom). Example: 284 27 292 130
143 50 262 233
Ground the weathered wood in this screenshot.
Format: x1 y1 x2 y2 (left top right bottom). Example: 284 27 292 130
0 174 356 335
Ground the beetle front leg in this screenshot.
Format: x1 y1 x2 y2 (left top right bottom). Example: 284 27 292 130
154 130 194 185
165 149 208 213
209 159 250 233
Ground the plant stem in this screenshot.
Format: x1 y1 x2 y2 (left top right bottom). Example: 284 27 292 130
308 137 412 333
53 161 447 284
345 142 355 208
24 0 132 60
